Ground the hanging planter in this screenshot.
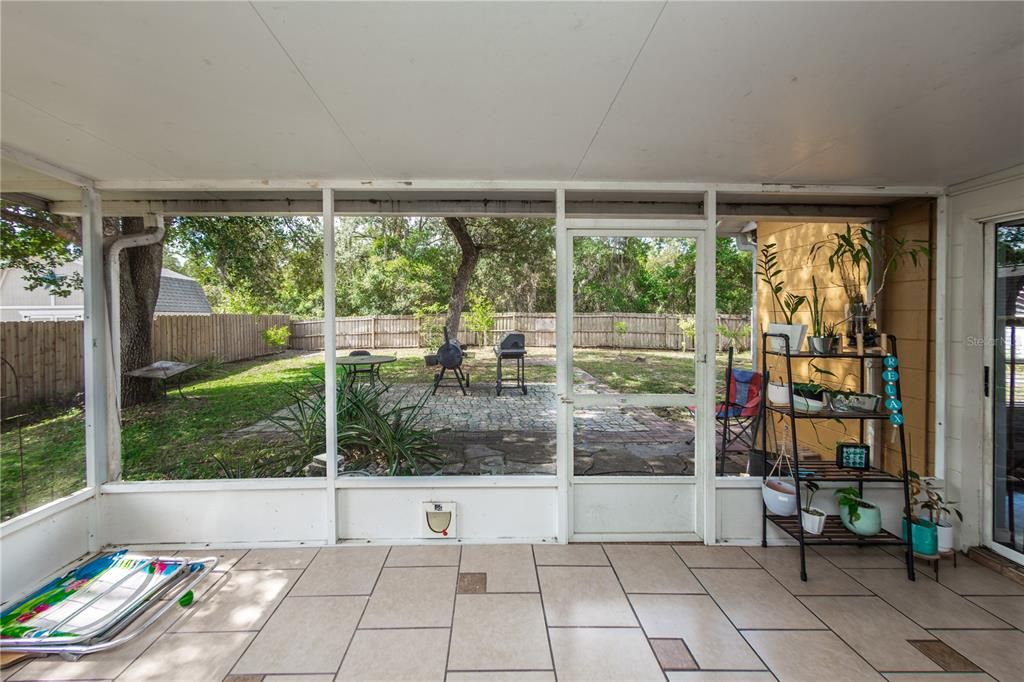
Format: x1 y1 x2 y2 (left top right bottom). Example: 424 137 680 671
767 323 807 353
762 478 798 516
762 437 798 516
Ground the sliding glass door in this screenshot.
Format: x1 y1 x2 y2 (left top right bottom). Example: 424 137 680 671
992 217 1024 559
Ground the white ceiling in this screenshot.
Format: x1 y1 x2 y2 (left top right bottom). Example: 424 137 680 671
1 1 1022 190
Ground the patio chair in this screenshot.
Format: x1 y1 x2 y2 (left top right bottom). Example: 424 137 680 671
346 350 382 389
687 346 763 475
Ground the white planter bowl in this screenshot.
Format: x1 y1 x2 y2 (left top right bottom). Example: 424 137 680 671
801 508 828 535
937 520 955 552
767 382 790 406
767 323 807 353
792 394 826 413
762 478 798 516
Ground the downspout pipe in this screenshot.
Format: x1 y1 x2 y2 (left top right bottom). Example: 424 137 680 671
736 224 758 366
106 213 165 414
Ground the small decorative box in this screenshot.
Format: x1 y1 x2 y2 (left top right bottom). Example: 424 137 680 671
836 443 871 470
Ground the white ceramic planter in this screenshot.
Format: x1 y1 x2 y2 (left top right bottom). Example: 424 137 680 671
937 520 955 552
762 478 798 516
801 508 828 535
839 500 882 536
767 323 807 354
767 382 790 405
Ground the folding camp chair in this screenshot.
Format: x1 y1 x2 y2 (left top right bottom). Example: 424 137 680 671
687 346 763 475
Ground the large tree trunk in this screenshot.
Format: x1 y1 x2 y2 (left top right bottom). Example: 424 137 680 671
117 217 164 407
444 217 480 338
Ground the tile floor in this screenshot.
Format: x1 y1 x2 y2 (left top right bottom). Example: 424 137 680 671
3 544 1023 682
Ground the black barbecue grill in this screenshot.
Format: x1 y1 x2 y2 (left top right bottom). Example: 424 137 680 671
425 326 469 395
494 331 527 395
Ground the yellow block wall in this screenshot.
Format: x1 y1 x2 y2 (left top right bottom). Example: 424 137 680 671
880 199 935 477
756 206 935 475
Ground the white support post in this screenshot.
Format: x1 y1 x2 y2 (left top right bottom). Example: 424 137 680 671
934 194 949 479
82 187 109 490
699 190 718 544
555 189 572 542
323 188 338 543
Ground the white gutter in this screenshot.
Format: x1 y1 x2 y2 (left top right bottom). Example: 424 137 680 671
107 213 165 413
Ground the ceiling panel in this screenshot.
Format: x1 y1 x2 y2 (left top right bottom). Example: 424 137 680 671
0 1 370 180
0 1 1020 188
251 1 663 180
576 1 1024 185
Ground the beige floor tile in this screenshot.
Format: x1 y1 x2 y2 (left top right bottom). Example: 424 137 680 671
290 546 388 596
549 628 664 681
933 629 1024 682
673 545 759 568
965 595 1024 629
231 595 365 674
269 677 336 682
666 673 776 681
459 544 538 592
533 543 608 566
800 596 941 672
359 566 458 628
604 545 704 594
385 544 461 567
446 673 555 682
811 545 906 568
843 569 1009 629
11 607 181 681
537 566 635 626
118 631 253 681
884 671 995 675
744 630 884 681
692 568 823 629
336 628 448 681
233 547 317 570
934 557 1024 596
448 593 552 670
744 546 871 595
173 569 299 632
160 567 226 603
173 549 249 572
629 594 764 670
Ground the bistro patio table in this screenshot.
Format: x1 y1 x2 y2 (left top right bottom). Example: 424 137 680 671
336 354 397 391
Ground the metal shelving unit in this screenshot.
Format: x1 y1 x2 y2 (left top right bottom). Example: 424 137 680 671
760 332 916 582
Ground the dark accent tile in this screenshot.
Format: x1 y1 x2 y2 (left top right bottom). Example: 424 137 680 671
908 639 983 672
649 638 698 671
458 572 487 594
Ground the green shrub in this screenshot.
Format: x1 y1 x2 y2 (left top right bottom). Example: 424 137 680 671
262 324 290 349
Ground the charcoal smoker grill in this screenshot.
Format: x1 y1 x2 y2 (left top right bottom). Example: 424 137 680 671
426 326 469 395
494 331 527 395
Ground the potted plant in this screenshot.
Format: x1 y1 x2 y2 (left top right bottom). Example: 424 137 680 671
759 242 807 352
800 481 828 535
807 277 841 355
809 224 929 348
769 363 835 413
906 471 961 553
834 486 882 536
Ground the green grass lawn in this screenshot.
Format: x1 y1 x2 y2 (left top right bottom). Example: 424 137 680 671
0 347 744 520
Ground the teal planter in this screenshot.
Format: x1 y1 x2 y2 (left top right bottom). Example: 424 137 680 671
902 518 938 556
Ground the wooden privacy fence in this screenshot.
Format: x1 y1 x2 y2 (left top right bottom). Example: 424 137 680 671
1 314 290 408
290 312 751 352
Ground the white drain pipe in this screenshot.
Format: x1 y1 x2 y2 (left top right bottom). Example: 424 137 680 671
107 213 165 413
